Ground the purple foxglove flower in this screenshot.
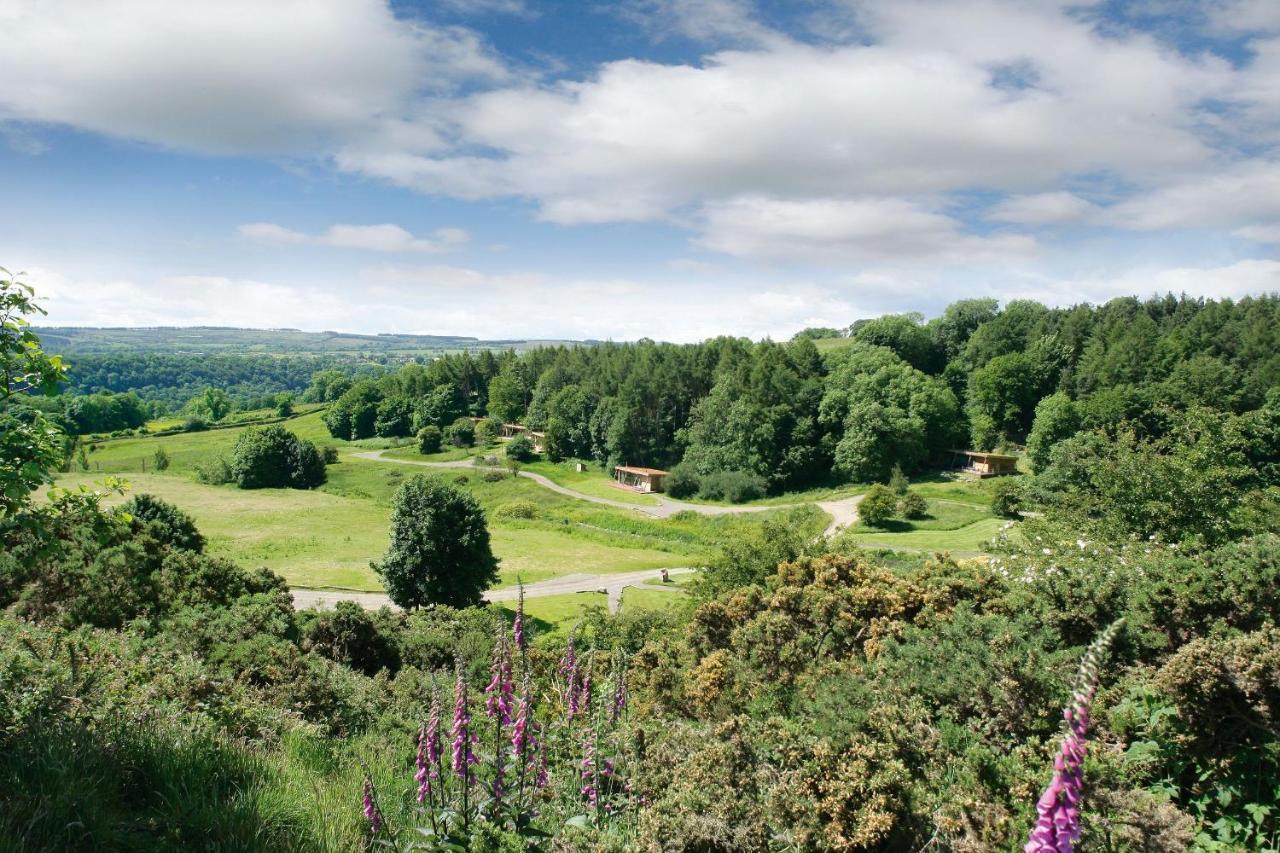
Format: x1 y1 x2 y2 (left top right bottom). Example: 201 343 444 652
610 660 628 725
415 723 430 803
511 673 533 761
485 625 515 724
425 687 443 776
362 776 382 834
560 630 579 715
535 733 549 789
451 661 478 785
1025 619 1122 853
513 582 526 652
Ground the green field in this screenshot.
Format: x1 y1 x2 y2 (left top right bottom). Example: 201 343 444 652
491 592 608 639
63 414 1011 610
621 586 688 613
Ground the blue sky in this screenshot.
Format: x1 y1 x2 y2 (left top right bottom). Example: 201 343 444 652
1 0 1278 341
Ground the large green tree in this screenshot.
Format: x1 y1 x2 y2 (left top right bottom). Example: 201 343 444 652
372 475 499 609
0 270 67 516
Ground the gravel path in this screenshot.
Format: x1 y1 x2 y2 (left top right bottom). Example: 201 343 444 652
292 567 694 615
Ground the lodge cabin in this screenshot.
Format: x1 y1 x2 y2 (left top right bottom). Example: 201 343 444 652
500 423 545 453
613 465 669 493
947 449 1019 478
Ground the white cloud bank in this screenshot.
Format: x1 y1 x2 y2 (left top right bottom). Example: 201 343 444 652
238 223 469 254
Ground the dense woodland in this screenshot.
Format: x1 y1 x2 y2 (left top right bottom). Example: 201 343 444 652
3 278 1279 851
317 294 1280 498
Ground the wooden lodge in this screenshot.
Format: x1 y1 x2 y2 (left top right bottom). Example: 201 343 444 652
947 449 1019 478
613 465 669 493
500 423 545 453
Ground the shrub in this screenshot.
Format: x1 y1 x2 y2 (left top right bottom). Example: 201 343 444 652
416 425 443 455
183 417 208 432
123 493 205 553
321 445 339 464
698 470 767 503
474 418 498 446
859 484 898 527
301 601 400 676
899 490 929 519
665 463 700 499
888 463 909 495
991 479 1023 518
194 454 233 485
494 500 537 519
480 468 505 483
228 425 326 490
372 474 499 609
505 433 535 461
151 446 170 472
446 417 475 448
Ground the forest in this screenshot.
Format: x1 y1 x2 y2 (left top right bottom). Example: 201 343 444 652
317 294 1280 500
3 275 1279 852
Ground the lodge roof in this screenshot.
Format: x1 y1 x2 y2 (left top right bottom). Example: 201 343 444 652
948 449 1019 461
614 465 669 477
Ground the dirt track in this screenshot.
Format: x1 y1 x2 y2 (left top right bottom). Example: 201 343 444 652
291 567 694 615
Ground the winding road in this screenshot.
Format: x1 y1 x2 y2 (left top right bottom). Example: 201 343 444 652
290 450 861 614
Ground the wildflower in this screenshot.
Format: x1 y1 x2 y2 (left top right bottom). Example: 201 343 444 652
535 733 549 789
513 581 526 652
1025 619 1124 853
512 672 533 761
362 776 382 834
560 630 580 717
579 734 615 809
452 660 478 784
485 623 515 724
610 658 628 725
415 723 430 803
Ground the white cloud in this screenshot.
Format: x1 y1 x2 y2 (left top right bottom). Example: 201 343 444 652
1101 159 1280 231
695 196 1037 263
0 0 506 154
988 191 1099 225
238 222 469 253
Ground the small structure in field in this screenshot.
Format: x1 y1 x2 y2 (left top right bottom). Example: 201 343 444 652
499 422 545 453
500 423 528 438
613 465 669 493
529 431 546 453
947 449 1019 478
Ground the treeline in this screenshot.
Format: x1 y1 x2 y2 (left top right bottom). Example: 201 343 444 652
318 293 1280 495
62 352 388 411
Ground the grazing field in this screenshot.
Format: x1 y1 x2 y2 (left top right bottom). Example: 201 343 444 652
491 592 608 638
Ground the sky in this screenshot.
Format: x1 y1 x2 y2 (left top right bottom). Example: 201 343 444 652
1 0 1279 342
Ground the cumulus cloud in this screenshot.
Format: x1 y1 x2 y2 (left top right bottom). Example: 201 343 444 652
695 196 1037 263
0 0 506 154
238 222 469 253
988 192 1099 225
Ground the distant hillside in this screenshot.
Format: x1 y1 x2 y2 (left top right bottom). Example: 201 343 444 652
34 325 592 356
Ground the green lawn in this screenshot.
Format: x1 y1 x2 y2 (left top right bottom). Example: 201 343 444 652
381 444 477 463
621 586 688 613
491 592 607 639
520 460 661 506
49 473 389 590
490 528 683 586
841 517 1009 555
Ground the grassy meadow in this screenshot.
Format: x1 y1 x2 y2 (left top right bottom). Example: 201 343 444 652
62 410 1014 608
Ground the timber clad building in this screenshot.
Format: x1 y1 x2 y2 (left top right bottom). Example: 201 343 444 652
947 449 1019 478
613 465 669 493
